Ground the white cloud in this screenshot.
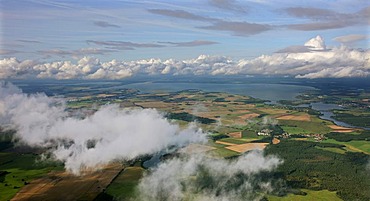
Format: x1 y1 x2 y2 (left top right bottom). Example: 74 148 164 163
304 35 326 50
138 150 282 201
0 82 207 174
0 36 369 79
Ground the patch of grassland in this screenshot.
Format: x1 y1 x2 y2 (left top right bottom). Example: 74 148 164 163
344 140 370 154
0 153 62 201
268 189 342 201
281 125 312 134
315 146 346 154
323 139 370 154
105 166 144 200
278 118 331 134
217 138 249 144
208 140 227 148
209 147 240 158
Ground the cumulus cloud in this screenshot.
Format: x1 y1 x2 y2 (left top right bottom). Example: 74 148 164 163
304 35 326 50
0 82 207 174
138 150 283 201
1 36 369 79
0 57 38 79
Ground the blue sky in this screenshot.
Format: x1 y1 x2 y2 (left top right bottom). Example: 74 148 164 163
1 0 369 61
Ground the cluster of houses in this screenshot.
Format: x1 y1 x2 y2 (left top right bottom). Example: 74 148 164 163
256 129 325 142
257 129 271 136
305 134 326 141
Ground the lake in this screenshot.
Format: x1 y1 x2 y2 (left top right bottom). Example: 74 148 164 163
311 102 370 130
118 81 316 103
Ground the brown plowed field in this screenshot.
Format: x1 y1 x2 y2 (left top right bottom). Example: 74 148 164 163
11 164 124 201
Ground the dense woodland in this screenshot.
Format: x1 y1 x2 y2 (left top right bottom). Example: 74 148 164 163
265 140 370 201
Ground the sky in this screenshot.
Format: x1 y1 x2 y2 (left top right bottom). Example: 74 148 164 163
0 0 369 79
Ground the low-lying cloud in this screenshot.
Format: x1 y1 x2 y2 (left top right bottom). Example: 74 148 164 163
0 82 206 174
1 36 369 79
137 150 283 201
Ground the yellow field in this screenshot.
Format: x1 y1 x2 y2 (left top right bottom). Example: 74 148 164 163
225 143 268 153
327 125 357 133
239 113 260 120
277 114 311 121
215 141 236 146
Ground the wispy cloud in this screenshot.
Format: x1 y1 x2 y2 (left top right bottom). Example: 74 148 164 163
333 34 368 44
159 40 218 47
209 0 248 13
38 48 117 58
86 40 166 50
93 21 120 28
284 6 369 31
149 8 271 36
0 49 21 55
275 45 310 53
147 9 215 22
17 39 42 44
283 7 347 20
199 21 271 36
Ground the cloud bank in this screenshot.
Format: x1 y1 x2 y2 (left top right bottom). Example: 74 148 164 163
0 82 206 174
138 150 283 201
1 36 369 79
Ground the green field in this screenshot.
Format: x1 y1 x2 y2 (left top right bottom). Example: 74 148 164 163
268 189 342 201
323 139 370 154
0 153 62 201
315 146 347 154
278 117 331 134
209 147 240 158
281 125 312 134
105 166 144 200
217 137 250 144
